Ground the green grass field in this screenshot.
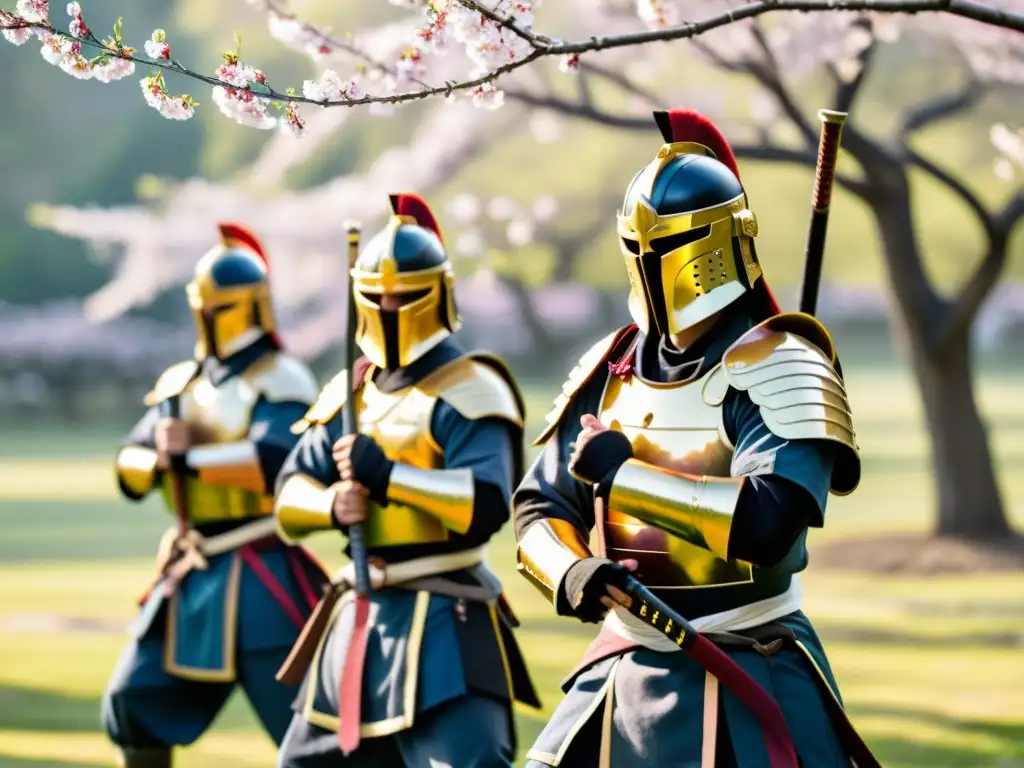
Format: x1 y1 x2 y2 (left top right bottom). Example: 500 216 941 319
1 366 1023 767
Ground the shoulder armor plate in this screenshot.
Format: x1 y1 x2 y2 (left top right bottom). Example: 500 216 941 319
144 361 200 406
421 353 525 428
246 353 320 406
532 328 628 447
291 368 354 435
722 312 861 495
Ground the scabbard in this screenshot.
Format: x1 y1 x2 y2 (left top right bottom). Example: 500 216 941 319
276 582 342 686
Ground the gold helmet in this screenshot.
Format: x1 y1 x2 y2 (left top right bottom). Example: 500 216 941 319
617 109 770 337
186 223 279 360
352 194 460 370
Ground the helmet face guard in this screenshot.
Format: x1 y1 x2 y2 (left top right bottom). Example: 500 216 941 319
186 238 276 360
617 144 763 337
352 212 460 370
352 262 459 370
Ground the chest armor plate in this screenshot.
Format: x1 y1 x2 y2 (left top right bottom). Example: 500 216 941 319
179 374 257 442
161 372 268 523
356 380 449 548
598 368 753 589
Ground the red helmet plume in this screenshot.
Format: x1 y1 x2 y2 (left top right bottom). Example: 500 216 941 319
653 109 741 180
218 222 269 270
388 193 445 246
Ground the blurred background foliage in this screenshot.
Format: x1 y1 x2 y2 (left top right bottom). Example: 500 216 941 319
1 0 1020 307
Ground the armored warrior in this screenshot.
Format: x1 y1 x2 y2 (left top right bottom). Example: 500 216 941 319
274 194 539 767
514 110 879 767
104 224 329 767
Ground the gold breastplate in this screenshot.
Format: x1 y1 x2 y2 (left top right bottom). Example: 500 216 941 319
161 373 267 524
179 373 256 441
598 368 753 589
356 379 449 547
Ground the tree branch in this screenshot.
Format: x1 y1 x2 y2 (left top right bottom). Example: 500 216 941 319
939 189 1024 352
4 0 1022 114
900 77 983 137
577 61 664 107
827 19 877 113
744 23 818 147
501 88 652 129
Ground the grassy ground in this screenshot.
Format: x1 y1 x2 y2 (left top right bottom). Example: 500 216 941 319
0 366 1022 767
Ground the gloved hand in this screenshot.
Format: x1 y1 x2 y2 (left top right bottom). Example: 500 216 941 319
559 557 638 623
332 434 394 505
568 414 634 486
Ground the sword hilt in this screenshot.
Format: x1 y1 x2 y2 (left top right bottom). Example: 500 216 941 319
799 109 849 316
811 110 847 213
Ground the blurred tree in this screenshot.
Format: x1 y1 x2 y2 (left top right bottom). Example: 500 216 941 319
4 0 1021 553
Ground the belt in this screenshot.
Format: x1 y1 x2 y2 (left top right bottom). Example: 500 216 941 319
155 516 280 593
276 545 488 687
331 545 487 591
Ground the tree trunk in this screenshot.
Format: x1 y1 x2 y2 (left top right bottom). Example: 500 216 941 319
870 179 1012 540
908 331 1010 538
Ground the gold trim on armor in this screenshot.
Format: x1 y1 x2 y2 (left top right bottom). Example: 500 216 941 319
386 464 475 535
162 551 241 682
517 519 594 606
488 604 515 700
303 589 431 736
116 446 160 497
794 639 846 710
275 474 340 543
607 459 745 562
187 441 265 493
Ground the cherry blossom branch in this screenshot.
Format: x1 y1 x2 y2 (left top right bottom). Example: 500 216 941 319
4 0 1023 130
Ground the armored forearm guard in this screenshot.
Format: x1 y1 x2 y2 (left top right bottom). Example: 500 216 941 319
275 474 340 543
607 459 745 561
186 442 265 493
115 446 160 499
516 519 594 605
386 464 475 535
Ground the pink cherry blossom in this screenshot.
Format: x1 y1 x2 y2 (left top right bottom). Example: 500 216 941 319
144 29 169 60
267 11 332 59
58 38 91 78
281 101 305 135
637 0 680 29
302 69 363 102
15 0 48 23
140 74 196 120
3 25 32 44
93 53 134 82
559 53 580 74
470 82 504 110
212 85 277 129
39 30 63 64
66 1 88 39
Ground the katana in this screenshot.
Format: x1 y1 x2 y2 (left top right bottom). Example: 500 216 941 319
799 109 848 316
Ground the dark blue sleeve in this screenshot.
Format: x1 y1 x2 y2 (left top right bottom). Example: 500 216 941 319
723 388 835 524
512 377 603 542
276 415 342 495
248 397 313 495
429 400 518 544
